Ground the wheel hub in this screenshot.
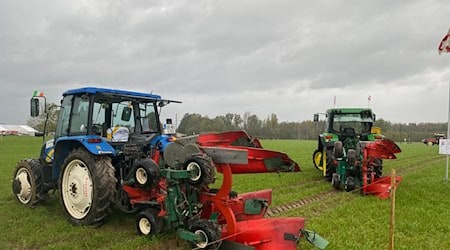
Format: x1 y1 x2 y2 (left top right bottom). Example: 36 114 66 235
187 163 201 181
139 218 152 235
194 230 208 248
15 169 32 203
136 167 148 185
69 183 78 197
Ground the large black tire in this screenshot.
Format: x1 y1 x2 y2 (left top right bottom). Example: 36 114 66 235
312 149 323 170
325 165 336 182
12 159 46 207
372 158 383 178
334 141 344 158
136 208 162 236
184 154 215 188
190 219 222 250
331 173 340 190
347 149 357 166
59 148 117 226
324 148 336 182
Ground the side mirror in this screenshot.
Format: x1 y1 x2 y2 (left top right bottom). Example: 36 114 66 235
373 114 376 121
30 98 40 117
313 113 319 122
121 107 132 121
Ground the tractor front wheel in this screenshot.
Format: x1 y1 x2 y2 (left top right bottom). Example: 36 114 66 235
59 148 117 226
12 159 45 207
190 219 222 250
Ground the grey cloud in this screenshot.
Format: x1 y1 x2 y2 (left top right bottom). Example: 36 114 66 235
0 0 449 124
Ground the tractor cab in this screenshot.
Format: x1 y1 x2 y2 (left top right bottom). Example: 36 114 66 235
323 108 377 141
51 88 177 141
30 87 180 179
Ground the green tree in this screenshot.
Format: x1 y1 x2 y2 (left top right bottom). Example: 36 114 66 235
233 114 243 129
246 114 262 136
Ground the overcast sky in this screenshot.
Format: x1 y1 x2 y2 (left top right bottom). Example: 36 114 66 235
1 0 449 126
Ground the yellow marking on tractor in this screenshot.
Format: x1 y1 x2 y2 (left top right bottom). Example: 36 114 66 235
371 127 381 134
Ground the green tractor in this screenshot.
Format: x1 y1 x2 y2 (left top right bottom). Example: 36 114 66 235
312 108 383 183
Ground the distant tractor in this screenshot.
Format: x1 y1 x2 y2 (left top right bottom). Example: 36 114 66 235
312 108 401 198
312 108 381 180
422 133 446 146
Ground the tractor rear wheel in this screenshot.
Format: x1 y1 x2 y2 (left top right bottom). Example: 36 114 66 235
12 159 46 207
190 219 222 249
136 208 162 236
184 154 215 188
59 148 117 226
312 149 323 170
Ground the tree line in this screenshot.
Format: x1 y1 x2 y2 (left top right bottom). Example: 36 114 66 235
177 112 448 142
27 104 447 142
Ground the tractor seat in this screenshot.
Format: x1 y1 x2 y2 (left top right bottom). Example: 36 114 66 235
342 127 356 137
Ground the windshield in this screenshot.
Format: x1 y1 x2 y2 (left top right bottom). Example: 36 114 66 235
331 113 373 134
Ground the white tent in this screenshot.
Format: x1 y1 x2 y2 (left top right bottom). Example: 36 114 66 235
0 124 38 136
0 125 6 135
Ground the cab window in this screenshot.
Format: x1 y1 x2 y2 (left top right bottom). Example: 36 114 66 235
69 96 90 135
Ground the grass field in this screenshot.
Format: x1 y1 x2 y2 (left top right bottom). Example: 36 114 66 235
1 136 449 249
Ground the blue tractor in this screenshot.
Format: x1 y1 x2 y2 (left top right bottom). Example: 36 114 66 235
12 87 184 225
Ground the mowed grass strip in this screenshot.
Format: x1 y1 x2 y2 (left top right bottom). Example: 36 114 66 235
1 136 449 249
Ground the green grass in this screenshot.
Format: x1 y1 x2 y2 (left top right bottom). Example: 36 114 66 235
1 137 449 249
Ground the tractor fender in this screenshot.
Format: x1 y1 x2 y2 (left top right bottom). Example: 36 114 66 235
319 133 339 150
39 138 55 164
51 135 115 180
366 133 383 141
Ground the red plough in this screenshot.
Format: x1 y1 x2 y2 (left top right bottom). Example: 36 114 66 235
197 152 316 249
174 131 326 249
196 130 301 173
362 139 402 199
